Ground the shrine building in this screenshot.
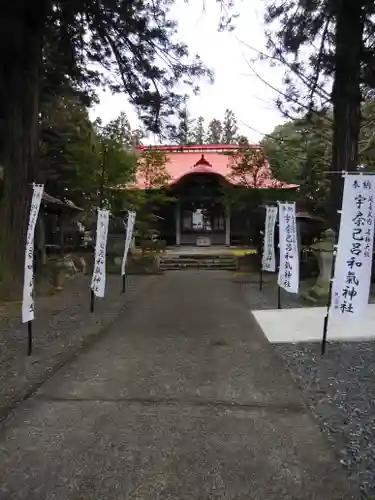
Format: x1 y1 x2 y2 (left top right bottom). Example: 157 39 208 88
135 144 297 247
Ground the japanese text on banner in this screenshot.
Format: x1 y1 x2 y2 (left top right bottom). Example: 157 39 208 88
22 184 44 323
91 209 110 298
331 175 375 317
121 211 136 276
278 202 299 294
262 206 278 272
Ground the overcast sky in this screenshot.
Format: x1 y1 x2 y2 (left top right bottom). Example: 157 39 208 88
89 0 286 144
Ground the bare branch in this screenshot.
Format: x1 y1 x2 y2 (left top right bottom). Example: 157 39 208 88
239 120 331 166
243 57 332 125
238 37 331 102
308 15 332 105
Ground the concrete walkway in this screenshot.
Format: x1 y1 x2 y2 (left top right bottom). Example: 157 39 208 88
254 304 375 343
0 271 357 499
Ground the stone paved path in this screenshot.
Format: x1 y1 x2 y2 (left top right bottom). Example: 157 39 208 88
0 271 358 499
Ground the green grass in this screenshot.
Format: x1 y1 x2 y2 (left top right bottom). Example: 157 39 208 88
231 249 257 256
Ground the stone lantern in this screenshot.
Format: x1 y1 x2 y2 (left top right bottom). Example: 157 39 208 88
305 228 336 303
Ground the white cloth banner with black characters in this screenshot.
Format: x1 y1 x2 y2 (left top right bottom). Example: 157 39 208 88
330 174 375 317
91 209 110 298
22 184 44 323
121 210 136 276
262 206 278 272
278 202 299 294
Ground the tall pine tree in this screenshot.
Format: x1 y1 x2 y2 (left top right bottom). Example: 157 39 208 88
222 109 238 143
192 116 205 144
176 106 194 145
206 118 223 144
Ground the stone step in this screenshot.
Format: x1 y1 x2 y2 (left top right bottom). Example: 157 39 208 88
160 264 237 271
163 254 234 261
159 252 238 271
159 257 237 271
160 259 236 265
160 260 237 265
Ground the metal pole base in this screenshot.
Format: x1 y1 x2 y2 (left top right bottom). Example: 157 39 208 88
321 315 329 355
27 321 32 356
277 285 281 309
90 289 95 313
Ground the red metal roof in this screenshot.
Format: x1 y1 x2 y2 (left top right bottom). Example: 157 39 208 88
135 144 298 189
136 144 259 151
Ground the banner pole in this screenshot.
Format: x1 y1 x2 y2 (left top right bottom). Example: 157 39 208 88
90 145 107 313
321 169 363 354
90 283 95 313
121 211 129 295
276 203 281 309
90 217 96 313
27 321 33 356
23 183 44 356
121 274 126 294
321 170 347 354
90 289 95 313
120 211 135 295
277 280 281 309
121 213 127 295
277 241 281 309
321 239 339 355
259 231 263 291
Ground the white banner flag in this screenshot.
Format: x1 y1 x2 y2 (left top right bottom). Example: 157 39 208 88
331 174 375 317
278 202 299 294
22 184 44 323
262 206 278 272
121 210 136 276
91 209 110 298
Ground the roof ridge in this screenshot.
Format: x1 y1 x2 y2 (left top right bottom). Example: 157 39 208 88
136 143 261 151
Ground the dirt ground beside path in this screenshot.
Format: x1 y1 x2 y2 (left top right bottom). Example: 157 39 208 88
0 271 359 499
0 274 157 421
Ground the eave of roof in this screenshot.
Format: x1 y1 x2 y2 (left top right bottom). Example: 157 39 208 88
135 143 262 153
134 144 298 190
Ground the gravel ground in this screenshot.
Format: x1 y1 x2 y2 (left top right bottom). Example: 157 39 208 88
240 273 375 499
234 272 316 310
0 273 158 421
274 342 375 499
238 271 375 311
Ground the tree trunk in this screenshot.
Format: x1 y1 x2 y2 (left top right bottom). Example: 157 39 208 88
0 2 47 299
330 0 364 229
